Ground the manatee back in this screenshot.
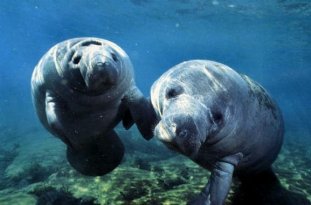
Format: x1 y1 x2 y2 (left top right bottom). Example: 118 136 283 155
171 60 285 175
235 74 284 175
31 43 64 133
200 62 284 174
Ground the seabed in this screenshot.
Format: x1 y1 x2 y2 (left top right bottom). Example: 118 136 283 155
0 127 310 205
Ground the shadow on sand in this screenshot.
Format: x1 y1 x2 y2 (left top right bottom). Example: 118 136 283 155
231 169 311 205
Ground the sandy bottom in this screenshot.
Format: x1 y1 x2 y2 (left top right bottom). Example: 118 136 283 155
0 127 310 205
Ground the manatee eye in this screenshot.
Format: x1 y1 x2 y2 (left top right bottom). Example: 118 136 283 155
111 53 118 62
73 55 81 64
212 111 223 124
165 85 184 99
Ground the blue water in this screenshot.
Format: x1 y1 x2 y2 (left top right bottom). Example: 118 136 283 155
1 0 310 139
0 0 311 204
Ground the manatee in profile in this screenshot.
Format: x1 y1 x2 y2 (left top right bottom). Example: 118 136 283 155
150 60 284 205
31 37 155 176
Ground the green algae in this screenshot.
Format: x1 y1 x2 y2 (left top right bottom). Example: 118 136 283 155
0 191 36 205
0 130 310 205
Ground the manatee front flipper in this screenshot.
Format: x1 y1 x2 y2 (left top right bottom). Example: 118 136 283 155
122 86 158 140
189 153 243 205
45 90 74 146
121 108 135 130
66 130 124 176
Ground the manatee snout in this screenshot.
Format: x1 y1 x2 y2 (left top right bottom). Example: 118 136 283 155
155 113 206 157
77 50 120 92
85 59 119 89
67 42 121 93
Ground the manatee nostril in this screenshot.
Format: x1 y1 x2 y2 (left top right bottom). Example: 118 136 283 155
80 40 101 47
171 115 197 139
95 62 109 69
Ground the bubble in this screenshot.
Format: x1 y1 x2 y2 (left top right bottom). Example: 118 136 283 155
212 0 219 6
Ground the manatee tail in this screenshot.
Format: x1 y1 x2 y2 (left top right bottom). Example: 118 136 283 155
66 130 124 176
232 168 311 205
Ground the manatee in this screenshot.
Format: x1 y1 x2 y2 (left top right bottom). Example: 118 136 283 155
150 60 284 205
31 37 155 176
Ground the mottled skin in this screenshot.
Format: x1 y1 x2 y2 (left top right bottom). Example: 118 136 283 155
31 38 155 176
151 60 284 205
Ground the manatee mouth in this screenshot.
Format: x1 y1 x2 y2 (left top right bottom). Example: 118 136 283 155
87 61 118 86
155 115 204 157
154 123 181 153
82 52 120 90
154 122 174 142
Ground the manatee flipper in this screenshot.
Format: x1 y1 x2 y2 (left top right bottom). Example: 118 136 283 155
122 86 158 140
122 108 135 130
66 130 124 176
189 153 243 205
45 90 74 146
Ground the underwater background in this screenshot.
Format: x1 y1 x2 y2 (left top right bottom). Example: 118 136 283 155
0 0 310 204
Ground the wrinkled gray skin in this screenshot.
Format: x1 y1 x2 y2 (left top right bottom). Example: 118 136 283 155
151 60 284 205
31 38 155 176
